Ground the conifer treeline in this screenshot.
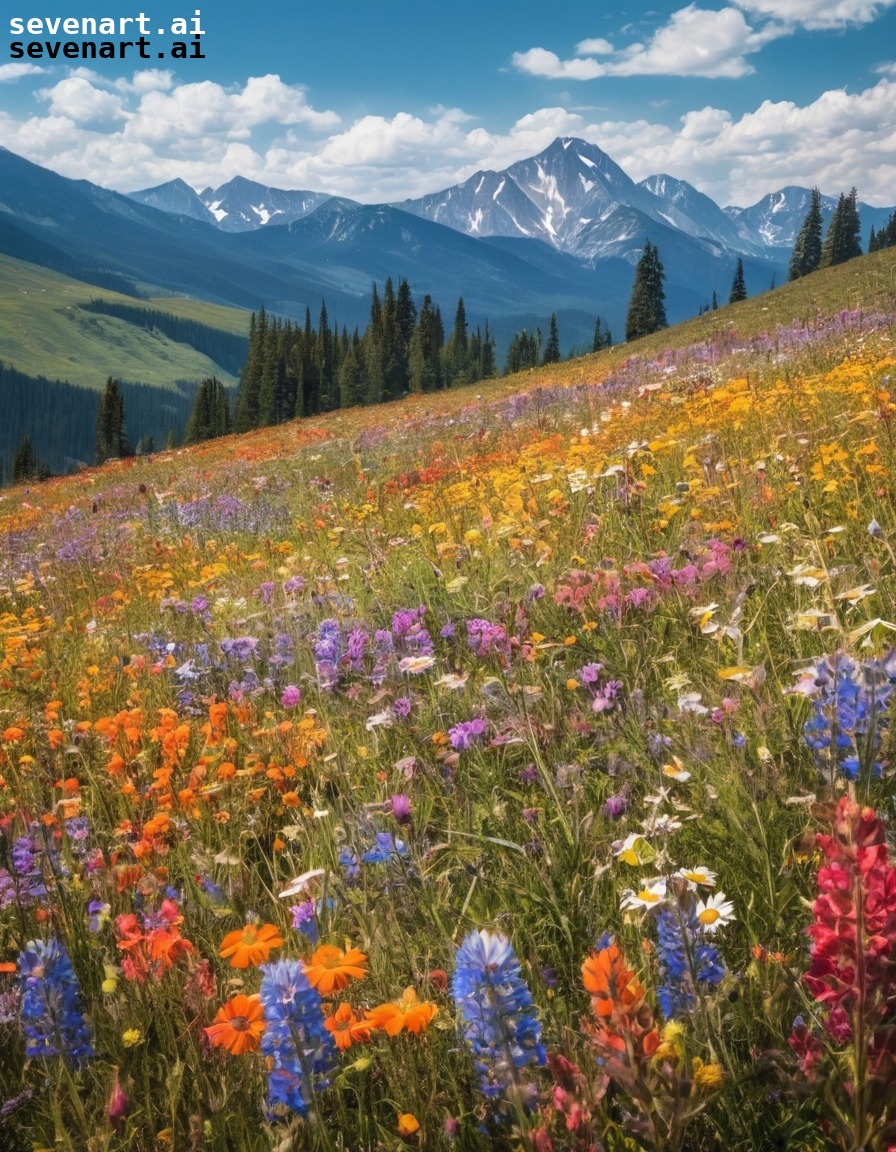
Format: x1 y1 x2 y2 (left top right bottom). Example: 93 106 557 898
80 300 249 375
232 278 497 432
869 212 896 253
0 361 196 482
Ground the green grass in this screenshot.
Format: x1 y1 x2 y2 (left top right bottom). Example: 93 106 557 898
0 253 250 390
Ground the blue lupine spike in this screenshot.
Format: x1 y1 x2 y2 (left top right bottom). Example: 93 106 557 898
259 959 336 1118
452 930 546 1102
18 938 94 1063
802 650 895 780
654 898 726 1021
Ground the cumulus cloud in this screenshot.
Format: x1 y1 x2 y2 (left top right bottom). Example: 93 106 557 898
513 6 783 80
0 63 44 82
0 67 894 207
733 0 896 28
575 37 615 55
38 76 127 123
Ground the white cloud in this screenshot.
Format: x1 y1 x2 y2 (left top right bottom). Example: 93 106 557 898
0 63 44 82
514 6 783 80
511 48 605 80
38 77 127 124
575 37 615 55
734 0 896 28
0 68 894 208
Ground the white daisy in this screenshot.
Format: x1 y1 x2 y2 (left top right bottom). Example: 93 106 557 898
675 866 717 889
695 892 736 932
620 878 668 911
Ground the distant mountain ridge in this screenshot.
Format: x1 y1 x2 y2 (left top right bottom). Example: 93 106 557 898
129 136 895 260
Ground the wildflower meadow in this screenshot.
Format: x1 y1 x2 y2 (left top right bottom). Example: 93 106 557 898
2 259 896 1151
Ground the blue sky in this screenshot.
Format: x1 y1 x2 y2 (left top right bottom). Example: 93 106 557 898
1 0 894 206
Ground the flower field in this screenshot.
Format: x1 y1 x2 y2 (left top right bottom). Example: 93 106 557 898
3 261 896 1151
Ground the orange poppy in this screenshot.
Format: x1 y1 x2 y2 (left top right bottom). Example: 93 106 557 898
323 1002 371 1051
302 945 367 993
218 923 284 968
364 987 438 1036
205 994 266 1054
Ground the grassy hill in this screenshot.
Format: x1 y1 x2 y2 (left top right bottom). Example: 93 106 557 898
1 247 895 1152
0 252 249 391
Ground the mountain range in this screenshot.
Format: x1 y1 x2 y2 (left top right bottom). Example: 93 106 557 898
132 136 893 265
1 137 894 362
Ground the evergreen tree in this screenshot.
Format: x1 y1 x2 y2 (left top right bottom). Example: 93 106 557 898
443 295 469 386
729 258 747 304
257 318 282 426
233 308 267 432
711 290 718 311
789 187 824 281
12 435 39 482
504 330 541 375
365 284 385 405
821 188 862 268
543 313 561 364
185 378 230 444
592 316 612 352
625 240 667 342
94 377 130 464
135 435 155 456
869 212 896 252
338 332 366 409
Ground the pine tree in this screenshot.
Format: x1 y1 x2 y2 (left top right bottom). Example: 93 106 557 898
711 290 718 311
12 435 39 482
543 313 561 364
185 378 230 444
789 188 823 281
443 296 469 386
233 308 267 432
821 188 862 269
94 377 130 464
625 240 667 342
729 258 747 304
592 316 612 352
870 212 896 251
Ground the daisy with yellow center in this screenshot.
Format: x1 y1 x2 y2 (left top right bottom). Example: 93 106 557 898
675 866 717 888
695 893 735 932
620 879 667 911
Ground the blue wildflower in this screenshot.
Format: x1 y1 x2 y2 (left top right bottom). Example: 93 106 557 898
801 650 896 780
361 832 408 864
259 959 336 1117
654 899 725 1020
18 938 94 1063
452 930 546 1101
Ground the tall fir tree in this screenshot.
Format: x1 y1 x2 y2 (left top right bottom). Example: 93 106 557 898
592 316 612 352
233 308 267 432
185 378 230 444
94 377 130 464
788 188 824 281
821 188 862 268
12 435 40 482
729 258 747 304
543 313 561 364
625 240 667 342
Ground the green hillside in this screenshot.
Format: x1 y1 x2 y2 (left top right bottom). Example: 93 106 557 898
0 253 250 390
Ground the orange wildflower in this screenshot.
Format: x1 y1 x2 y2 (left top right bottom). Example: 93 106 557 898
582 943 645 1018
397 1113 420 1136
364 987 438 1036
303 945 368 993
205 994 266 1055
218 923 284 969
323 1002 372 1051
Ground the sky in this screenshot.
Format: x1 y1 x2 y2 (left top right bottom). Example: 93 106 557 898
0 0 894 207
